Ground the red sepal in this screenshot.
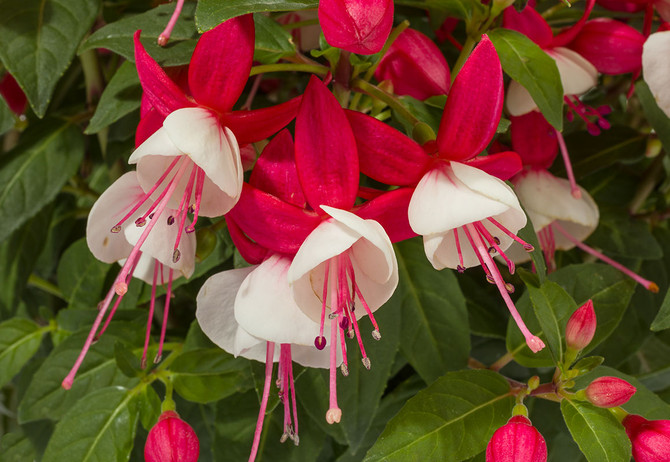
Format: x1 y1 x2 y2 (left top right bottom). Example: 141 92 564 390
221 96 302 146
355 188 417 243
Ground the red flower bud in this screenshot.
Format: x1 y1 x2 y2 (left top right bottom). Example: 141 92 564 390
623 414 670 462
486 415 548 462
374 29 450 100
585 376 636 408
318 0 393 55
565 299 596 351
145 410 199 462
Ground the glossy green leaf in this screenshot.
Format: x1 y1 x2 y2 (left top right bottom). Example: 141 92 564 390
85 61 141 134
138 384 162 431
42 386 139 462
571 356 604 374
79 3 199 66
560 399 631 462
393 238 470 383
0 431 38 462
586 208 662 259
517 209 547 283
114 342 142 378
636 80 670 153
0 96 15 135
651 290 670 331
0 0 100 116
507 264 635 367
57 238 110 309
0 318 49 387
196 0 318 32
18 326 141 423
253 14 296 64
170 348 253 403
364 370 514 461
0 120 84 244
488 28 563 130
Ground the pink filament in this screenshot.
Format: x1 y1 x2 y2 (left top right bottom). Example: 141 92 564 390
155 268 174 363
158 0 185 46
554 128 582 200
248 342 275 462
142 261 160 369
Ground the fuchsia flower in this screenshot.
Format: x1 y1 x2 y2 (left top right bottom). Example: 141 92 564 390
623 414 670 462
374 28 450 100
565 299 597 351
145 410 199 462
319 0 394 54
642 30 670 118
585 376 637 408
228 76 409 423
486 415 548 462
347 36 546 353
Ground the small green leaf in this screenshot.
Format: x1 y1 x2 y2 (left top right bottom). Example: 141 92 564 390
0 0 100 116
85 61 141 134
364 370 514 461
170 348 253 403
560 399 631 462
0 96 15 135
138 385 162 431
114 342 142 378
79 3 199 66
636 80 670 153
393 238 470 383
488 28 563 130
57 239 110 310
651 290 670 331
253 14 296 64
196 0 318 32
571 356 604 373
0 120 84 243
42 386 140 462
0 318 48 388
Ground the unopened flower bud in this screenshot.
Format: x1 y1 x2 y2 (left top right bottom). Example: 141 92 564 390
585 376 636 408
486 415 547 461
145 410 199 462
565 300 596 351
623 414 670 462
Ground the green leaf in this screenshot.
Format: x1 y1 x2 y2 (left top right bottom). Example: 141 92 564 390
560 399 631 462
85 61 141 134
253 14 296 64
18 326 141 423
0 96 15 135
114 342 142 378
364 370 514 461
396 0 480 24
57 238 110 309
196 0 318 32
0 0 100 116
0 318 48 388
393 238 470 383
586 208 662 259
170 348 253 403
651 289 670 331
79 3 199 66
488 28 563 130
138 384 162 431
517 209 547 283
571 356 604 374
636 80 670 153
507 264 635 367
0 431 38 462
519 269 577 364
0 120 84 243
42 386 139 462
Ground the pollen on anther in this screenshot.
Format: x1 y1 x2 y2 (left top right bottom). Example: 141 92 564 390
347 329 355 339
371 329 381 341
172 249 181 263
339 317 349 330
110 225 122 233
457 265 466 273
505 282 515 294
340 363 349 376
167 216 175 225
523 243 534 251
314 335 327 350
134 218 146 227
362 357 371 370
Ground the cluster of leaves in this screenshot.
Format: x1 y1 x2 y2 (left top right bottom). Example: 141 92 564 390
0 0 670 461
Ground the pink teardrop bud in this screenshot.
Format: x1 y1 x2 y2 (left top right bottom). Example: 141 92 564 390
486 415 547 462
566 299 596 351
623 414 670 462
585 376 636 408
144 410 199 462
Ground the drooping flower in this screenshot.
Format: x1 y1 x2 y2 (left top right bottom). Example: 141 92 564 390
228 77 409 422
347 36 545 353
374 28 450 100
62 172 196 389
318 0 394 54
623 414 670 462
145 410 199 462
486 415 548 462
642 30 670 119
584 376 637 408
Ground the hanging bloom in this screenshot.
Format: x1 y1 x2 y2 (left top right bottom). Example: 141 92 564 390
347 36 545 353
228 78 409 423
62 172 196 389
584 376 637 408
145 410 199 462
374 28 450 100
623 414 670 462
318 0 394 54
486 415 548 462
642 30 670 118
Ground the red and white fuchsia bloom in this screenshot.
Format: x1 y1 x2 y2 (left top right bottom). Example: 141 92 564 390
643 30 670 118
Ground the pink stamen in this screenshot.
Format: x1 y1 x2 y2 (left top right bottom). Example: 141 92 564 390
316 261 330 344
345 259 380 334
155 268 174 363
172 164 197 263
474 222 515 274
158 0 185 46
249 342 275 462
186 168 206 233
551 222 659 292
326 262 341 424
464 224 545 353
141 261 160 369
487 218 534 251
288 350 298 443
453 229 465 272
554 128 582 199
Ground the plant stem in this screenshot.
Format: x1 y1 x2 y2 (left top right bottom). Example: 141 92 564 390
28 274 65 300
249 63 329 77
351 79 420 126
490 351 515 371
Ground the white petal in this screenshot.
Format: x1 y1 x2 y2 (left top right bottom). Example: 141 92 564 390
643 31 670 119
288 209 398 323
506 81 539 116
86 172 142 264
514 169 599 249
235 255 326 347
129 107 243 217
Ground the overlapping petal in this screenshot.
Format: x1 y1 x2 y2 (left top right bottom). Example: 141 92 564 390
570 19 644 74
643 31 670 118
319 0 393 54
510 112 558 169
